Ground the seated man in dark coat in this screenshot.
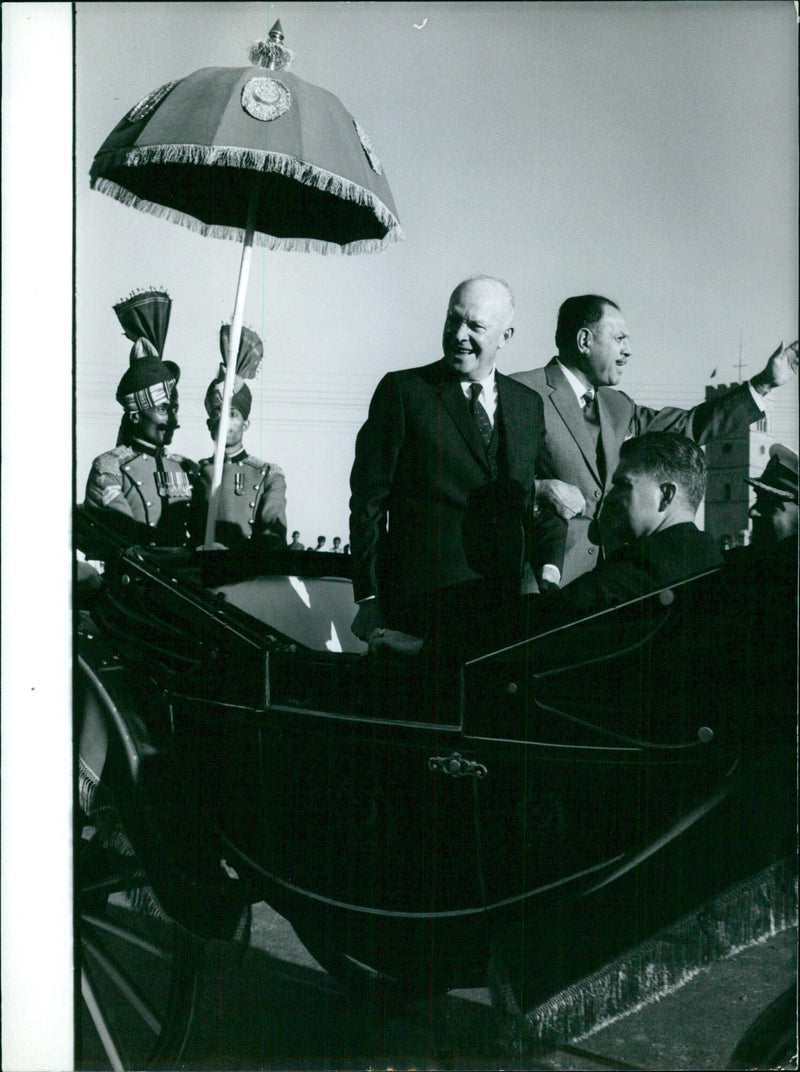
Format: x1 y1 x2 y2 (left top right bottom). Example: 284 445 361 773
373 432 721 658
542 430 721 616
716 442 798 728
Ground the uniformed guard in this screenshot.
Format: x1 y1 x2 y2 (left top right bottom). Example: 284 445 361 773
197 324 287 548
84 290 197 546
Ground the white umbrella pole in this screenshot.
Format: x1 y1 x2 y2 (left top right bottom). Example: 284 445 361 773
203 187 259 549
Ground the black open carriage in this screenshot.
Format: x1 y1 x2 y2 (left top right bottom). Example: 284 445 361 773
75 506 796 1069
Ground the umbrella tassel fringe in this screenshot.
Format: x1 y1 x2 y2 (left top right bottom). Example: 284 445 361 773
91 144 404 253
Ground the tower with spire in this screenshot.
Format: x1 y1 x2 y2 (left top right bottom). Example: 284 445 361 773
703 379 772 547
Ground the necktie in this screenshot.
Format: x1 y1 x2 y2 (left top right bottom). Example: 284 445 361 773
469 382 493 445
582 387 605 478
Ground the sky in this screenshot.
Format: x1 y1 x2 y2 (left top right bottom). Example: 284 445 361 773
75 1 798 544
2 4 797 1067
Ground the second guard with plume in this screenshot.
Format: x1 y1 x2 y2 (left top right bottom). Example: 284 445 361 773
196 324 288 548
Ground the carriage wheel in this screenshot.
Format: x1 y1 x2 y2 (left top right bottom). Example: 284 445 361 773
290 913 478 1004
288 910 406 1002
77 822 202 1070
727 982 798 1071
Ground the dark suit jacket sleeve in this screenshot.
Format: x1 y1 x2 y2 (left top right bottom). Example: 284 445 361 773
528 499 567 577
550 558 652 614
629 383 761 441
349 373 405 602
527 392 566 576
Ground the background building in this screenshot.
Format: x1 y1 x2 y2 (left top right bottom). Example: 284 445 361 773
703 382 775 546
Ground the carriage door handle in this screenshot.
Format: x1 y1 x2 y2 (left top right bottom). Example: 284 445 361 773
428 751 487 779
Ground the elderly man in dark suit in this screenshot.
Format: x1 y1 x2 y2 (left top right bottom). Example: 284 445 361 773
349 276 565 642
511 295 798 585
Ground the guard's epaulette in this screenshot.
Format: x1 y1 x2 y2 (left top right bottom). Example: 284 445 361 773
103 444 136 462
242 454 269 471
248 456 285 476
91 444 136 477
197 454 279 474
197 454 255 468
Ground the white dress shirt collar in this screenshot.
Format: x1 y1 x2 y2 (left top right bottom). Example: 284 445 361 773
460 366 497 423
556 358 593 406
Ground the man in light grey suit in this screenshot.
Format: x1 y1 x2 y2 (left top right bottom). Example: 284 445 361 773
511 295 798 584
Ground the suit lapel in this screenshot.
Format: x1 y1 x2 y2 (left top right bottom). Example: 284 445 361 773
438 368 492 471
597 389 620 484
495 373 528 479
545 359 602 484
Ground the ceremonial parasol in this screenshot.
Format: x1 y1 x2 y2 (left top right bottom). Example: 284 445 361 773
90 21 403 546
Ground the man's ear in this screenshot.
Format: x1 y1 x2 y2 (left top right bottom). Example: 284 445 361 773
129 411 141 426
577 327 592 354
659 482 677 510
243 419 251 432
499 325 515 349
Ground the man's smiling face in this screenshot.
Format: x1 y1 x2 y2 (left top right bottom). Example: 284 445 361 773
442 279 514 382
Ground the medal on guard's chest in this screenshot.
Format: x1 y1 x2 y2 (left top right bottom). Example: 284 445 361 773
155 470 192 501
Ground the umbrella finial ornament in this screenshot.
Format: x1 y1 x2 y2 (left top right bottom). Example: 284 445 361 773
249 21 294 71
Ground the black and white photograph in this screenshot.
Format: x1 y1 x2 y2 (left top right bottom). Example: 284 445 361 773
2 2 797 1069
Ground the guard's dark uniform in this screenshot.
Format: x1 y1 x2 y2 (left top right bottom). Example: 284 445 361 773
86 440 197 546
197 450 287 547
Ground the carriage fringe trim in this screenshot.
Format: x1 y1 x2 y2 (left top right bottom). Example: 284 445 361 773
78 756 103 818
79 757 170 922
489 858 798 1050
90 144 404 255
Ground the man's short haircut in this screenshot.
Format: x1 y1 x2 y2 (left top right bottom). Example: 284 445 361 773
619 432 707 511
555 295 619 353
452 275 515 312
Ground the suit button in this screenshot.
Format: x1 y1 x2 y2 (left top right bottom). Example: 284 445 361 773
593 490 600 499
249 502 255 508
146 501 152 507
588 547 595 555
149 521 156 527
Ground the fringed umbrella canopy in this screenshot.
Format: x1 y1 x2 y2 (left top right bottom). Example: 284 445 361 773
89 25 403 254
91 22 403 547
